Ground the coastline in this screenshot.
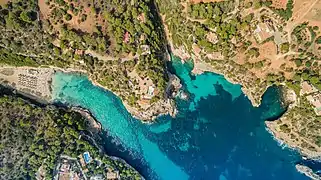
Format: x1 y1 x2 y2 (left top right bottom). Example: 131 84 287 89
0 80 145 179
1 58 320 178
169 46 266 107
71 106 102 133
54 68 177 122
88 76 177 123
265 86 321 159
194 59 321 177
266 119 321 158
191 59 265 107
0 65 178 122
54 67 178 122
58 50 321 163
296 164 321 180
169 46 321 177
63 107 146 179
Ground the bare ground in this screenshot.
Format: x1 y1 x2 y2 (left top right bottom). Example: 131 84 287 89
0 0 10 5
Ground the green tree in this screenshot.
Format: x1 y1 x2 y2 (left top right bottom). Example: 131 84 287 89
64 13 72 21
316 36 321 44
20 11 32 23
280 42 290 53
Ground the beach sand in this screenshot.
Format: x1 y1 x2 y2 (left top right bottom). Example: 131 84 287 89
0 66 54 102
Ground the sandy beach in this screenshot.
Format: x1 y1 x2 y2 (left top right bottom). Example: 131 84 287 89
0 65 178 122
0 66 87 102
0 66 54 102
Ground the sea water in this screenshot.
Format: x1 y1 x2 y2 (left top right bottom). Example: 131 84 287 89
52 56 311 180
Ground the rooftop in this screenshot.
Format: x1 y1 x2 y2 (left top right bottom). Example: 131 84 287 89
301 81 318 95
254 22 275 43
306 94 321 115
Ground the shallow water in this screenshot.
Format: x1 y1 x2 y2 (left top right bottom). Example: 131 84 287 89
52 56 310 180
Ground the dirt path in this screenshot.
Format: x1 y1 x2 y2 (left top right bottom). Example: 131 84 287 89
85 50 138 62
186 16 207 24
285 0 320 42
181 1 188 13
0 0 10 5
276 51 300 60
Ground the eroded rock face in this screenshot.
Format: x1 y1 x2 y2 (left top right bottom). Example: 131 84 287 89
296 164 321 180
166 73 182 99
127 98 176 122
127 73 182 122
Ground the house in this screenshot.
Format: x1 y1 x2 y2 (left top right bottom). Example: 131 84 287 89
144 86 155 99
59 162 70 173
58 161 72 180
206 32 218 44
106 172 119 180
137 13 146 23
123 32 130 43
78 154 86 167
75 49 84 55
140 45 150 55
306 94 321 115
300 81 318 95
106 168 120 180
192 44 201 55
254 22 275 43
90 174 104 180
71 173 80 180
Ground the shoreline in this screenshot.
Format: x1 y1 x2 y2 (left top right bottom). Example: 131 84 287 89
0 65 177 122
87 74 177 123
2 60 320 178
8 59 314 158
70 106 103 133
169 47 321 177
296 164 321 180
265 86 321 159
0 83 145 179
170 47 265 107
191 59 266 107
53 67 178 122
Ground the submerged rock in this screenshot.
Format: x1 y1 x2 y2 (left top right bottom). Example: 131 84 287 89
177 90 189 100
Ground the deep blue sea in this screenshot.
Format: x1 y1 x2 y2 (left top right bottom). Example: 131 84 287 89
52 56 311 180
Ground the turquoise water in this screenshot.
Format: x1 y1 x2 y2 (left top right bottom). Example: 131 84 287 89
52 57 310 180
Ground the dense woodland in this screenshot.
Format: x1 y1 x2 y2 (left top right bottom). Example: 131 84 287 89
0 0 169 107
0 0 72 67
1 0 320 101
0 89 141 179
157 0 259 60
157 0 321 96
2 0 321 173
278 97 321 151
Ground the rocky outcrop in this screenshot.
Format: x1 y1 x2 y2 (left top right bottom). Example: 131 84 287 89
265 87 321 159
71 107 102 133
296 164 321 180
125 96 177 122
166 73 182 98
